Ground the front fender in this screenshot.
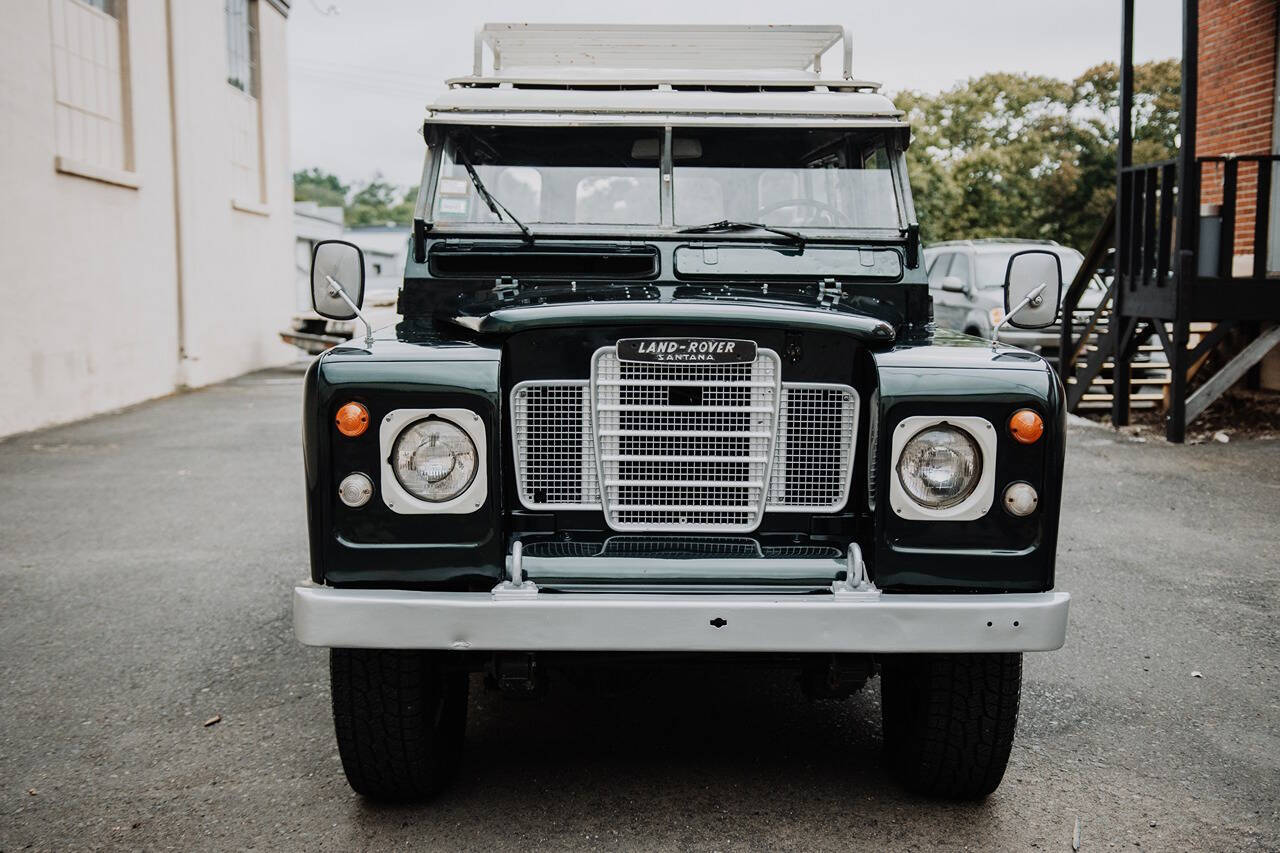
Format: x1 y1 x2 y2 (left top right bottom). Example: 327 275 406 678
303 347 506 588
868 339 1066 592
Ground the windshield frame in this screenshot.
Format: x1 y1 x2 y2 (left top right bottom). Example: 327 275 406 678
417 123 913 242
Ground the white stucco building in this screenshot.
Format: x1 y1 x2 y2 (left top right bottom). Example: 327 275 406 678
0 0 295 437
344 224 411 296
293 201 344 309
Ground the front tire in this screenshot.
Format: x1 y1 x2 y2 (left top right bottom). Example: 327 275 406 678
330 649 468 802
880 653 1021 800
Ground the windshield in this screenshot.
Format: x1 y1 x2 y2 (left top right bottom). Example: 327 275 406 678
434 128 661 226
672 128 899 229
431 126 902 231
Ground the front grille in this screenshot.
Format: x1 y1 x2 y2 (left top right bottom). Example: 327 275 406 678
593 347 781 532
769 384 859 511
511 381 600 509
510 347 859 531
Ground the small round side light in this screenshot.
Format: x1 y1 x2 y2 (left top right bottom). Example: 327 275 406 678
338 472 374 508
335 402 369 437
1009 409 1044 444
1003 482 1039 517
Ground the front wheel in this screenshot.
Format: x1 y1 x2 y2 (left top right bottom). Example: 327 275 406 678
880 653 1021 799
330 649 469 802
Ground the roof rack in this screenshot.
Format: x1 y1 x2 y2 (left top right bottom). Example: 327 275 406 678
463 23 864 88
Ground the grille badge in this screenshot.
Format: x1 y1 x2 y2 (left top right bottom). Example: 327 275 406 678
616 337 756 364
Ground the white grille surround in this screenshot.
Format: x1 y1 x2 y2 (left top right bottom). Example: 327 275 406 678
592 346 782 533
509 349 860 532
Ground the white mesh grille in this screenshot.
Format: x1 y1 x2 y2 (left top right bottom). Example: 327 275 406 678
768 384 859 511
592 347 781 532
511 381 601 509
510 358 859 528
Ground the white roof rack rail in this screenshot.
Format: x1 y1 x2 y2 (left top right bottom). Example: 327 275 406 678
470 23 855 82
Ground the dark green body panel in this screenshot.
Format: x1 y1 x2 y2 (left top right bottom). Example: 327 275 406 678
869 331 1067 591
302 348 505 588
302 232 1065 595
303 321 1064 594
450 300 895 341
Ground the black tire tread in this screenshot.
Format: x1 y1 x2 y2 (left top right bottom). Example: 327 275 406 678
881 652 1021 800
330 649 467 802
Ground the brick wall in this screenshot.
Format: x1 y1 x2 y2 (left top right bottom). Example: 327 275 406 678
1196 0 1278 255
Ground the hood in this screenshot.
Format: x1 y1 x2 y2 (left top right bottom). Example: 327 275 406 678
441 288 896 344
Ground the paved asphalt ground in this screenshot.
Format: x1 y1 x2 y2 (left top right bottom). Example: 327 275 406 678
2 366 1278 851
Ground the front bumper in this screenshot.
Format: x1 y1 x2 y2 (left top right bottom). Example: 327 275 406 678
293 584 1070 653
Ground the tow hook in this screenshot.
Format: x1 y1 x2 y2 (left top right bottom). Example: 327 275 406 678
489 652 543 696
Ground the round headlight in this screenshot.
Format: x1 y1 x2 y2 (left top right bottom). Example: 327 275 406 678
896 424 982 509
391 418 478 503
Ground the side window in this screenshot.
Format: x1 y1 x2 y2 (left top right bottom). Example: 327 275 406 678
295 239 313 272
226 0 265 207
225 0 259 95
50 0 134 179
927 252 954 288
949 253 973 288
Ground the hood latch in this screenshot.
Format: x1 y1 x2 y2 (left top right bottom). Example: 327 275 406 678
817 278 844 308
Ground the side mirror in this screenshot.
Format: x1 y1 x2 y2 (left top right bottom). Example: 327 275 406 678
311 240 365 320
1003 250 1062 329
940 275 969 295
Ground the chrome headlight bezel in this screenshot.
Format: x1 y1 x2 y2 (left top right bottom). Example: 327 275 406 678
888 416 997 521
896 425 981 509
379 408 488 515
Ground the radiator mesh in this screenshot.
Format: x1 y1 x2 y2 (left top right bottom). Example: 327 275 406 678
510 350 859 529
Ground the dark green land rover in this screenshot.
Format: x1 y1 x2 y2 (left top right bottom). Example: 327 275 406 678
293 23 1071 802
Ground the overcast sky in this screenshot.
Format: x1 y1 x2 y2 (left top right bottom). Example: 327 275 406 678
287 0 1183 190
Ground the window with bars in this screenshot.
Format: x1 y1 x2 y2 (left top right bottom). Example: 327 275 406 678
50 0 133 178
225 0 259 96
226 0 265 205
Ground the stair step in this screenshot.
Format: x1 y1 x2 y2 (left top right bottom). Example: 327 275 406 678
1081 392 1166 402
1080 376 1171 386
1074 400 1162 410
1082 343 1164 353
1082 362 1171 370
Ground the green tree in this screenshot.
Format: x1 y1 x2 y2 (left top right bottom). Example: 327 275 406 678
898 59 1181 251
292 167 348 208
345 178 418 226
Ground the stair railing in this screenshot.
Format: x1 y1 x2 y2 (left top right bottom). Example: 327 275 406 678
1058 203 1117 401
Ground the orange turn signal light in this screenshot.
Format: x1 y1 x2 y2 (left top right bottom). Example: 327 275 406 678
1009 409 1044 444
335 402 369 438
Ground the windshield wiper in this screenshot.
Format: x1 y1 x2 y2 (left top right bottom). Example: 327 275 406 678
676 220 805 247
454 145 534 244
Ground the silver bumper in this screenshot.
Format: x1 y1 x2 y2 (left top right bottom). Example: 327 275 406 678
293 584 1070 653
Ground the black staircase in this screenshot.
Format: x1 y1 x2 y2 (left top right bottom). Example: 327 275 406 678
1058 0 1280 442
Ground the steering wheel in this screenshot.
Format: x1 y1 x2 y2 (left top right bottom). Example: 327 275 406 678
755 198 854 227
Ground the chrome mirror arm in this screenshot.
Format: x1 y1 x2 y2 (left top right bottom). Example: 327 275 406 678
325 274 375 349
992 282 1048 344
